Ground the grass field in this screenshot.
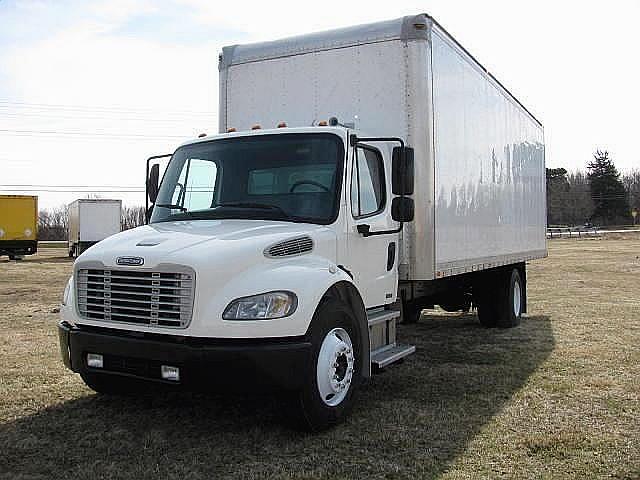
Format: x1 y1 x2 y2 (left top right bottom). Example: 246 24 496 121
1 236 639 479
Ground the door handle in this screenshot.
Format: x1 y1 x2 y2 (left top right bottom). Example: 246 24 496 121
387 242 396 271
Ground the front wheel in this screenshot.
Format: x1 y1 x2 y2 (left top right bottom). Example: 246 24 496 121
293 300 362 431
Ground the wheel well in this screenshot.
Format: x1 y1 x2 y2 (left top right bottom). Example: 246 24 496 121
320 281 370 378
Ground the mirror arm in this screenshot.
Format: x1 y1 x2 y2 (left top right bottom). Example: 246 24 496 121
351 135 408 237
357 223 403 237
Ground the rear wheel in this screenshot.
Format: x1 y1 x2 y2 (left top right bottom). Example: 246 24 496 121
401 300 423 324
496 268 524 328
476 268 524 328
293 300 362 431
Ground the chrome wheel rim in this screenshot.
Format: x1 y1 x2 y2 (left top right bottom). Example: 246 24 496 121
513 279 522 317
316 328 354 407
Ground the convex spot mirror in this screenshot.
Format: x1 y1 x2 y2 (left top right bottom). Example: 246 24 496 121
392 146 414 195
391 197 414 222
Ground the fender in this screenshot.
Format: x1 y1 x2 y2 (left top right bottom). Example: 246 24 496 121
195 254 366 340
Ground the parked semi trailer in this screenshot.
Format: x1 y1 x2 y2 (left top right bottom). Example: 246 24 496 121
68 199 122 257
0 195 38 260
58 14 546 430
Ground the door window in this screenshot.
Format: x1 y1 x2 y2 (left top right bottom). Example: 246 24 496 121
171 158 218 211
351 147 386 217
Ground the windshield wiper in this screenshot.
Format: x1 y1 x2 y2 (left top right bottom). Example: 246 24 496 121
155 203 188 212
216 202 287 215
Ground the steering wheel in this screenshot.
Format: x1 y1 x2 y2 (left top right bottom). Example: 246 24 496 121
289 180 329 193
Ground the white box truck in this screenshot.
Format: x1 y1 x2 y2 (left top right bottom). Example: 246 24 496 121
68 199 122 257
58 14 546 430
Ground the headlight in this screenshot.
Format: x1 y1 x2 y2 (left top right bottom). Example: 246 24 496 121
62 276 73 306
223 291 297 320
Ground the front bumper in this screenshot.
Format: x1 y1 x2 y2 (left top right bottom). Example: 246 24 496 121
58 321 312 391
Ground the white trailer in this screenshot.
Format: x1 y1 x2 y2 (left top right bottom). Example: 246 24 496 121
68 199 122 257
59 14 545 431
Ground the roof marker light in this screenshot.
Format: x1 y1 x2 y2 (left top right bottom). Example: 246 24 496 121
277 122 287 128
198 133 207 138
317 120 328 126
227 127 237 133
251 124 261 130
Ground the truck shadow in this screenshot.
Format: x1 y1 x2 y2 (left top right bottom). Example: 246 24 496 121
0 313 553 479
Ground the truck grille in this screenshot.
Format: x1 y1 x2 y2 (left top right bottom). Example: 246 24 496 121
76 267 195 328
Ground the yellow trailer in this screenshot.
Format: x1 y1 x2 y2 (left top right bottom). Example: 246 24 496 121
0 195 38 259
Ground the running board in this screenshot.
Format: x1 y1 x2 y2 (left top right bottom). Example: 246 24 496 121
367 308 400 326
371 344 416 369
367 307 415 370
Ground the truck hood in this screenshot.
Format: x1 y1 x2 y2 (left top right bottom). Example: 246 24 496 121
75 219 337 269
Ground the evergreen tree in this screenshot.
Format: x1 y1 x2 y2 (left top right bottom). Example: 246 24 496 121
546 167 569 225
587 150 630 225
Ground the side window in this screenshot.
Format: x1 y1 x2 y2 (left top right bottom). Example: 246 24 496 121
172 158 217 211
351 147 385 217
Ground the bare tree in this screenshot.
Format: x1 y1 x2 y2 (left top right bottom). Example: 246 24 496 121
37 205 69 240
121 206 146 230
622 169 640 213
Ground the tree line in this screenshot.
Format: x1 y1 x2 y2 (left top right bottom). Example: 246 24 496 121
547 150 638 226
37 205 146 240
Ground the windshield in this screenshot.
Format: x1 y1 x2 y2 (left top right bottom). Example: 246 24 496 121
150 133 344 225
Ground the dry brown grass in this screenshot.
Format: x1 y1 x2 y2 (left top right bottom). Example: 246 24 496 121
1 236 639 479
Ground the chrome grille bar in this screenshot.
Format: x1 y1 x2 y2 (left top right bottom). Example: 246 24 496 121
76 265 195 328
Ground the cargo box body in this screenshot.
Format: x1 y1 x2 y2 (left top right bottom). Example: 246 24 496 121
68 199 121 256
219 14 546 281
0 195 38 257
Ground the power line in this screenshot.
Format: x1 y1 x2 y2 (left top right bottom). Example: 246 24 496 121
0 110 214 124
0 184 141 188
0 100 214 117
1 188 144 193
0 128 190 139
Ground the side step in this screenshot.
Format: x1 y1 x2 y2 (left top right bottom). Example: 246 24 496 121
367 308 400 326
371 344 416 369
367 307 415 370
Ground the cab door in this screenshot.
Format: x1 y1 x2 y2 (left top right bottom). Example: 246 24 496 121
346 142 399 308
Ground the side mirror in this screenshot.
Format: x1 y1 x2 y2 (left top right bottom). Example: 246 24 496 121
147 163 160 205
392 197 414 222
392 146 414 195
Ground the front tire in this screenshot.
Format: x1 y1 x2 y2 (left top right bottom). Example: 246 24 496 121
294 300 362 431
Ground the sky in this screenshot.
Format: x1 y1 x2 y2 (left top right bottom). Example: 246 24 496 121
1 0 639 209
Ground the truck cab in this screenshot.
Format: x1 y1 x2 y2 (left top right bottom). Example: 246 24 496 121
59 125 416 430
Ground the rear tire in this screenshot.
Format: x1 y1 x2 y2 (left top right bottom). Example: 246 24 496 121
496 268 523 328
476 268 523 328
292 300 362 431
401 300 423 324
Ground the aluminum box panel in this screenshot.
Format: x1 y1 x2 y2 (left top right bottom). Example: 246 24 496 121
430 29 546 277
